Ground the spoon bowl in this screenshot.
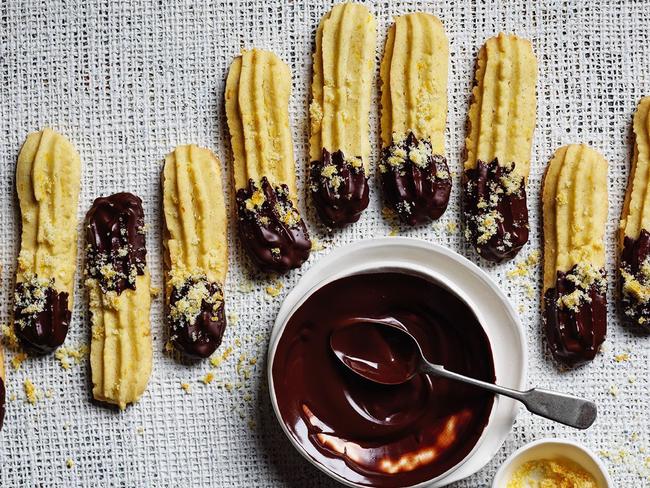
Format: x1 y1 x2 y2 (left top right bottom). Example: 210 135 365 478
329 317 420 385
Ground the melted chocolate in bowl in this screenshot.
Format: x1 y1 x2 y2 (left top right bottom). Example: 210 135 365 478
272 272 495 487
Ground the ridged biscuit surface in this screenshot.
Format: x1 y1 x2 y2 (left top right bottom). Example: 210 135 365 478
542 144 608 367
86 193 152 409
309 3 376 227
225 49 311 273
14 128 81 354
163 145 228 358
462 33 537 262
619 97 650 328
379 13 451 225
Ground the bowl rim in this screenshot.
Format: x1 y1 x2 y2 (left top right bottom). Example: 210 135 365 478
267 237 528 488
491 437 613 488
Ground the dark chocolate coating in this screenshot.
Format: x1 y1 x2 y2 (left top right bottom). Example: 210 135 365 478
85 192 146 294
169 277 226 359
273 272 494 487
544 266 607 367
620 229 650 329
381 133 451 225
236 177 311 273
0 377 4 431
14 281 70 355
462 159 529 262
310 149 369 227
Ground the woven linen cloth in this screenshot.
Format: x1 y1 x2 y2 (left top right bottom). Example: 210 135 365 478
1 0 649 486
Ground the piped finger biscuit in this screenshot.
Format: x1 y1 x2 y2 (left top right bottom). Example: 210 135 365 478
542 145 608 367
163 145 228 358
85 193 152 409
309 3 376 227
380 13 451 225
619 97 650 328
463 33 537 262
14 128 81 354
225 49 311 273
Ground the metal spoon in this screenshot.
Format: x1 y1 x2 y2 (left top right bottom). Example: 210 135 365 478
330 317 597 430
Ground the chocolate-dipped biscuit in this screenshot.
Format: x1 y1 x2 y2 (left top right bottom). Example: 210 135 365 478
236 178 310 273
225 49 311 272
379 13 452 225
13 128 81 354
86 193 153 409
619 97 650 329
163 145 229 358
542 144 608 367
309 3 376 227
463 33 537 262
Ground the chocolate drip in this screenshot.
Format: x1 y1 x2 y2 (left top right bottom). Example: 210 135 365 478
462 159 529 262
620 229 650 328
544 266 607 367
169 277 226 359
236 177 311 273
85 193 146 294
0 378 4 431
14 279 70 355
310 149 369 227
381 133 451 225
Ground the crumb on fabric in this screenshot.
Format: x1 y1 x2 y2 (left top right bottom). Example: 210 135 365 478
265 280 283 298
24 379 39 404
507 250 541 279
210 346 233 368
10 352 28 370
2 324 20 351
227 312 239 325
201 372 215 385
311 238 325 252
615 352 630 362
55 345 89 370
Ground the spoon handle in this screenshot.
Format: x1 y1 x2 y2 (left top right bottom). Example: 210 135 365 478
421 362 597 430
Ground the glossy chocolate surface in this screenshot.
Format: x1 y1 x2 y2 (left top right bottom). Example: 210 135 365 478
169 277 226 358
14 281 70 355
85 192 147 293
0 378 4 431
381 133 451 226
273 272 495 487
236 177 311 273
330 319 420 385
620 229 650 329
310 149 370 227
544 266 607 367
462 159 528 262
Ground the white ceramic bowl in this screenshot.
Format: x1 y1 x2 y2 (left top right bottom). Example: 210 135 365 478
492 438 612 487
268 237 527 487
